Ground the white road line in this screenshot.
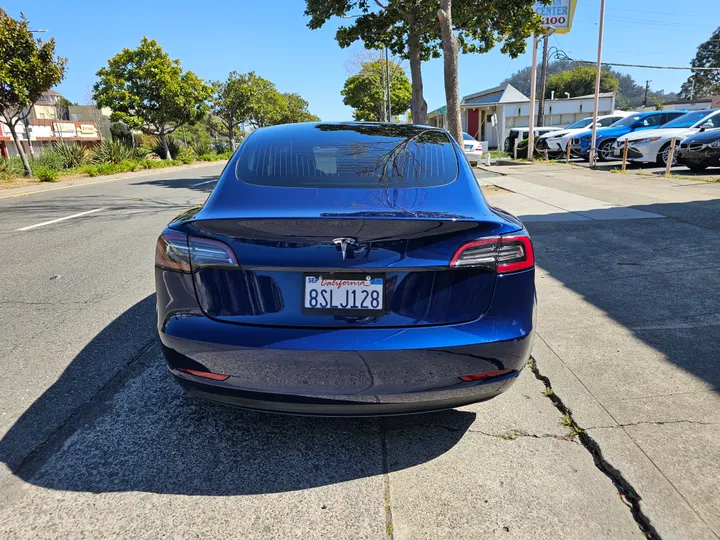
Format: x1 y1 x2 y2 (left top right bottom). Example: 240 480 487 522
16 207 108 231
191 179 218 187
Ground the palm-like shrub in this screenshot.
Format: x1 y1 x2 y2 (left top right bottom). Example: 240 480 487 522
152 137 180 160
191 141 213 156
0 156 24 180
52 142 89 168
92 139 134 164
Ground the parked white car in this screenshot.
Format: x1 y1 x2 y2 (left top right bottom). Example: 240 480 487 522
612 109 720 166
462 132 483 163
536 113 634 156
503 126 563 153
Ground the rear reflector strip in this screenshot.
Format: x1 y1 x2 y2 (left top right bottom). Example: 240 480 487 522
459 370 512 382
178 368 230 381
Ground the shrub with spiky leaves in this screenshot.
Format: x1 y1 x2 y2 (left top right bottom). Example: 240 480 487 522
92 139 133 164
52 142 89 168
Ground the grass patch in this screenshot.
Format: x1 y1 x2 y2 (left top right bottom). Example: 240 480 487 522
34 166 60 182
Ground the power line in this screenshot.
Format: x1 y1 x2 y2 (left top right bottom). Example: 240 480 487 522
551 49 720 71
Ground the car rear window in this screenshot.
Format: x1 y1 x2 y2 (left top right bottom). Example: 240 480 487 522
235 123 458 188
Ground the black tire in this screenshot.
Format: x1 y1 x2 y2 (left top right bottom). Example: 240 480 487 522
688 164 708 172
597 140 616 162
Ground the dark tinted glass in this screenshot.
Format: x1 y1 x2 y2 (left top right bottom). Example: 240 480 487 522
235 123 458 188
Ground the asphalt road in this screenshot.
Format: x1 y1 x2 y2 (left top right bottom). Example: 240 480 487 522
0 162 717 539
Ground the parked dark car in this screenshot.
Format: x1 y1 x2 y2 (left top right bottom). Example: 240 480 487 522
155 122 536 416
676 129 720 171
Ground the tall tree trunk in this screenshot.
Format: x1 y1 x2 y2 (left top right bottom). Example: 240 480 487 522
160 132 172 160
7 121 32 177
407 24 427 125
438 0 462 144
228 122 236 151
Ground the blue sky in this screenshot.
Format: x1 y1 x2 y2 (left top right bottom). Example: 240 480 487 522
8 0 718 120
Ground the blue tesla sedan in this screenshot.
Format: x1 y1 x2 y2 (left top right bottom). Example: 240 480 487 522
155 122 536 416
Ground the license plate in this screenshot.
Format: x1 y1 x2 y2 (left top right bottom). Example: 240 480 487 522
303 274 384 314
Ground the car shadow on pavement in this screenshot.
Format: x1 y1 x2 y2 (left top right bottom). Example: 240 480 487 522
131 174 220 193
0 295 475 496
525 199 720 397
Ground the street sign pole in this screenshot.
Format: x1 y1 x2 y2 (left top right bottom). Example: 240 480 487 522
527 33 539 160
588 0 606 166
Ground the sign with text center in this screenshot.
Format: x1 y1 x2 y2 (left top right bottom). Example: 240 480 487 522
534 0 577 35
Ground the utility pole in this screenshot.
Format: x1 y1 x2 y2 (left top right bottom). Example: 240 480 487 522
643 80 651 107
537 29 552 127
385 47 392 121
527 33 539 160
588 0 606 166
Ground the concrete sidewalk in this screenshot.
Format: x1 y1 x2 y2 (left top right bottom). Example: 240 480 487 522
481 163 720 539
478 172 664 222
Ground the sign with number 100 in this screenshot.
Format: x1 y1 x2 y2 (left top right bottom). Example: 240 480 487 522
533 0 577 35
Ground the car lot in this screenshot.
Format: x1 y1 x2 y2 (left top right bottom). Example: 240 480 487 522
0 162 718 538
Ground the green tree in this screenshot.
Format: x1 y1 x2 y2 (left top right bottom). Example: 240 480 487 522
0 9 67 176
679 26 720 99
277 93 321 124
545 65 619 100
438 0 545 143
211 71 249 149
305 0 443 125
93 37 212 160
342 58 412 121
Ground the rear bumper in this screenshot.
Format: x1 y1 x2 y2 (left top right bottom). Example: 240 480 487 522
157 269 535 415
463 149 484 161
171 362 522 416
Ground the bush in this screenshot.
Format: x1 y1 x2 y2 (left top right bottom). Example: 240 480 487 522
81 164 100 177
176 147 195 164
0 156 25 180
34 166 59 181
152 137 180 160
92 139 134 164
191 141 213 156
216 151 233 160
52 142 89 168
31 151 65 171
213 141 231 154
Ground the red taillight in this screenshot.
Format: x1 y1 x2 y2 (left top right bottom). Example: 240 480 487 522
155 229 238 273
459 369 512 382
178 368 230 381
450 234 534 273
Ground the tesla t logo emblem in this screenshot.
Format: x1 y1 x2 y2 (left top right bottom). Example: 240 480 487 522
333 237 358 260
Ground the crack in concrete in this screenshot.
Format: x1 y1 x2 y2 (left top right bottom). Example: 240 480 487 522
589 419 720 430
378 418 394 540
465 427 577 442
528 356 663 540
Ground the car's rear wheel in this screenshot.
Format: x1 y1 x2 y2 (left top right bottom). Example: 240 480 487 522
597 140 616 162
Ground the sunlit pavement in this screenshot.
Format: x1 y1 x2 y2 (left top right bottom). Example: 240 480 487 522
0 162 717 538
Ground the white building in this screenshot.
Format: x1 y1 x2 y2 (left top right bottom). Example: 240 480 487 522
427 84 616 148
